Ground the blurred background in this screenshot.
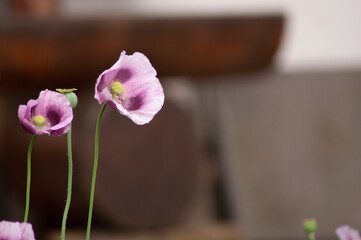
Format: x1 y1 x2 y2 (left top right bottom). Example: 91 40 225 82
1 0 361 239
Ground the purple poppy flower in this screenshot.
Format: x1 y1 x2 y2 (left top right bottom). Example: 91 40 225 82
18 89 73 136
336 225 361 240
0 221 35 240
95 51 164 125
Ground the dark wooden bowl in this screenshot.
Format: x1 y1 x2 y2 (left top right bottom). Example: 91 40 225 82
0 15 284 87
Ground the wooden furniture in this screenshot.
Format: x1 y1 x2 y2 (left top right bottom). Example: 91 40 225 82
0 15 283 87
47 222 241 240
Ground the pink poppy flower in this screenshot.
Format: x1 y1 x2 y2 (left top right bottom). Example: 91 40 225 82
95 51 164 125
18 90 73 136
0 221 35 240
336 225 361 240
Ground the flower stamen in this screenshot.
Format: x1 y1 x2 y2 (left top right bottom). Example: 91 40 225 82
111 81 125 96
33 115 46 127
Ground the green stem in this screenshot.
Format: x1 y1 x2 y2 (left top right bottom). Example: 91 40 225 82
86 103 106 240
24 135 37 223
61 124 73 240
308 233 316 240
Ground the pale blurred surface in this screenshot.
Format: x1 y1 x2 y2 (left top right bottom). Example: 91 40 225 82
207 71 361 239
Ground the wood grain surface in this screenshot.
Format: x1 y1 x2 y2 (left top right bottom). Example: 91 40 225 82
0 15 283 87
46 222 241 240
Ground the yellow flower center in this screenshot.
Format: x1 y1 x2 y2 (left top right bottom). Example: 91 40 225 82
111 81 125 96
33 115 46 127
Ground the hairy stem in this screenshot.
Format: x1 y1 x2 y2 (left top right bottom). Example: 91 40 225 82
61 124 73 240
309 233 316 240
24 135 37 223
86 103 106 240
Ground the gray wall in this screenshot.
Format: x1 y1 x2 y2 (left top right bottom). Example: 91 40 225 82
212 72 361 239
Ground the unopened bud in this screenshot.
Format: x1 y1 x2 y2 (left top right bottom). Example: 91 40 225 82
64 92 78 108
56 88 78 108
303 219 317 234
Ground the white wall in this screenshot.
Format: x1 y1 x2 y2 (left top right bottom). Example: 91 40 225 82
62 0 361 72
277 0 361 72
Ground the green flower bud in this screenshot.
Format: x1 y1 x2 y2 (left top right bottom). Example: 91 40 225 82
64 92 78 108
303 219 317 234
56 88 78 108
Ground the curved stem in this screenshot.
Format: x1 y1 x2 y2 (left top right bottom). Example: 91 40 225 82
24 135 37 223
61 124 73 240
86 103 106 240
